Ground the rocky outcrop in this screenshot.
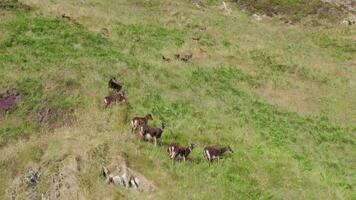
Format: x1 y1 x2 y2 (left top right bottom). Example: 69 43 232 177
9 157 82 200
252 14 263 21
102 159 156 192
25 168 41 186
321 0 356 26
10 167 41 200
340 16 356 26
322 0 356 13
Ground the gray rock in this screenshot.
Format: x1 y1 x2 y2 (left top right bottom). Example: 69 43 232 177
101 163 154 192
341 16 356 27
112 175 126 186
25 168 41 186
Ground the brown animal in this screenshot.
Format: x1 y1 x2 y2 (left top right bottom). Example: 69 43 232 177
162 56 172 62
199 27 207 32
203 146 233 166
139 123 165 146
101 28 110 38
131 114 153 133
199 48 207 54
174 54 180 60
180 53 193 62
167 143 195 163
108 77 122 92
104 91 127 108
61 14 72 20
174 53 193 62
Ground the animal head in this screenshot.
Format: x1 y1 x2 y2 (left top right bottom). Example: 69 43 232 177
146 113 153 120
188 143 196 150
160 122 165 130
110 77 117 82
119 89 126 96
225 145 233 153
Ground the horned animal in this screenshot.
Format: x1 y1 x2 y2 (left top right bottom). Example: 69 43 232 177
203 146 233 166
108 77 122 92
61 14 72 20
167 143 195 163
162 56 172 62
139 123 165 146
131 113 153 133
180 53 193 62
104 91 127 108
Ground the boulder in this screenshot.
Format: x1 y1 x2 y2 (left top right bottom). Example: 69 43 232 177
25 168 41 186
341 16 356 27
102 161 155 192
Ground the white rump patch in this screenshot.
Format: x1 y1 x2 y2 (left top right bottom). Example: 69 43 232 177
145 134 152 140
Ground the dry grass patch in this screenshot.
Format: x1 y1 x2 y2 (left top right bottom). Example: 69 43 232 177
1 1 355 199
255 81 322 116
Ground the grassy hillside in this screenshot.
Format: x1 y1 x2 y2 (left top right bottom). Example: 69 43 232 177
0 0 355 199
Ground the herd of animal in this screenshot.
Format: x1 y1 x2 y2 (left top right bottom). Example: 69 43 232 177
105 77 233 166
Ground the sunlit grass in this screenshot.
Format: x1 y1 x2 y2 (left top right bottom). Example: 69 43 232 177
0 0 355 199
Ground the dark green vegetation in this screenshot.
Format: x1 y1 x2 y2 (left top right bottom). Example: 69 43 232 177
0 0 355 199
0 0 30 11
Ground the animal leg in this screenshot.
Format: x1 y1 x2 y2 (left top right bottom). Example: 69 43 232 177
172 154 176 165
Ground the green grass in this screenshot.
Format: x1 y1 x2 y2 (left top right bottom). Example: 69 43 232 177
0 1 355 199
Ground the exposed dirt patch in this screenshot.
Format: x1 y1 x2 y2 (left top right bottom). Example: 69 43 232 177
0 89 21 114
36 100 75 128
255 81 321 116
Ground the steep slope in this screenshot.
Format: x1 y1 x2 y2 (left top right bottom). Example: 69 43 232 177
0 0 355 199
